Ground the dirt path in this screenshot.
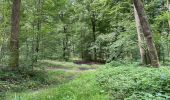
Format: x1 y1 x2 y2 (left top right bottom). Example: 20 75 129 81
32 66 97 95
46 67 96 72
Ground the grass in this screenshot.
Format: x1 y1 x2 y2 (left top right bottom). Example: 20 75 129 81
0 68 80 99
2 60 170 100
38 60 100 70
0 60 101 100
5 71 108 100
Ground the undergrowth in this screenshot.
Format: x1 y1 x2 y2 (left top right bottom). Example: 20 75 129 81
97 62 170 99
3 61 170 100
0 69 74 99
6 71 108 100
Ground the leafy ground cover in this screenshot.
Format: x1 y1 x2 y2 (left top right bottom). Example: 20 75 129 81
97 63 170 99
0 60 93 99
0 69 78 98
2 61 170 100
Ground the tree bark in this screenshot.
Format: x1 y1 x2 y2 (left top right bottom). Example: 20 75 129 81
134 5 146 65
167 0 170 30
63 26 69 61
134 0 160 67
9 0 21 70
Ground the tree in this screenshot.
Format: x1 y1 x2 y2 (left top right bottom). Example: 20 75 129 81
134 0 160 67
167 0 170 30
35 0 43 62
134 5 146 65
9 0 21 70
1 0 169 69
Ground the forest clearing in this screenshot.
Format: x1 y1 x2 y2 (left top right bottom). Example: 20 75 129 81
0 0 170 100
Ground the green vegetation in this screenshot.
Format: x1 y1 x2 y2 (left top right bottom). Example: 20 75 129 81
38 60 100 69
1 0 170 99
0 60 100 99
0 66 80 99
2 62 170 100
97 64 170 99
6 71 107 100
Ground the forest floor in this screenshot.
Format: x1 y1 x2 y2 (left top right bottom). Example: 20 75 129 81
2 60 170 100
1 60 102 100
26 62 98 98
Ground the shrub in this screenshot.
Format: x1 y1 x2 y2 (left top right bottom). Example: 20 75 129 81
96 65 170 99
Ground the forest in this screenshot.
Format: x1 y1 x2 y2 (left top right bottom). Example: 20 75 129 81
0 0 170 100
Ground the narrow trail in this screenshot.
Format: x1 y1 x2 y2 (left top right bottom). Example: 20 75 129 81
46 67 97 72
32 62 100 95
43 60 102 72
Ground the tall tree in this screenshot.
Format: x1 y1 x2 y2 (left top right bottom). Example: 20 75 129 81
134 0 160 67
134 5 146 65
9 0 21 70
91 12 97 61
35 0 42 62
167 0 170 30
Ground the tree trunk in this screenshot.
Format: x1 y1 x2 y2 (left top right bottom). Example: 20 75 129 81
63 26 69 61
80 31 84 60
31 24 35 69
134 0 160 67
35 19 40 62
9 0 21 70
134 5 147 65
35 0 42 62
25 38 29 60
167 0 170 30
91 12 97 61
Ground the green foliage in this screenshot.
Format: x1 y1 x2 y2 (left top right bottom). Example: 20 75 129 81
96 64 170 99
4 62 170 100
0 68 72 98
1 0 170 65
5 71 108 100
0 59 103 98
1 0 170 99
105 60 131 67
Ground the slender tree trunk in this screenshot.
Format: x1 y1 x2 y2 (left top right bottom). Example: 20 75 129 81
91 13 97 61
134 0 160 67
35 0 42 62
25 38 29 60
99 45 102 61
31 24 35 69
63 40 66 60
65 33 69 61
63 26 69 61
9 0 21 70
167 0 170 30
134 5 146 65
80 32 84 59
35 20 40 62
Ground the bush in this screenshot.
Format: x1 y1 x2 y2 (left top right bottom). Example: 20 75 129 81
0 69 49 97
106 60 139 67
96 65 170 99
5 72 108 100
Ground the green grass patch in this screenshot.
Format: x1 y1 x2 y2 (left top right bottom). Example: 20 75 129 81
1 60 99 100
0 69 78 99
3 61 170 100
5 71 108 100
